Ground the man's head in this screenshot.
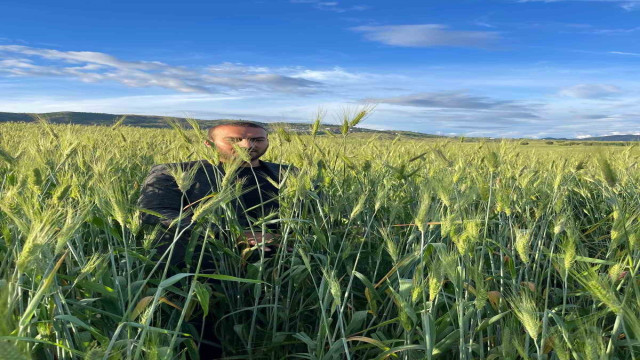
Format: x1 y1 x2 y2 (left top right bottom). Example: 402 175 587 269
207 121 269 166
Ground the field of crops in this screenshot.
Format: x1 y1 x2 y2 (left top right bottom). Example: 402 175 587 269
0 118 638 360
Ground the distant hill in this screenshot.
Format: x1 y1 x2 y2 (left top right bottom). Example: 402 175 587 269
541 137 570 141
580 135 640 141
1 111 637 141
542 135 639 142
0 111 441 139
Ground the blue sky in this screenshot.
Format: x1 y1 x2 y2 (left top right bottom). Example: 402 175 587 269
1 0 639 138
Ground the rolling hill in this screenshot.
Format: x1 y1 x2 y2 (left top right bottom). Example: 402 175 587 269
0 111 440 139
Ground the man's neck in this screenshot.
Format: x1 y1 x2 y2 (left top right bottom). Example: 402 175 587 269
244 160 261 167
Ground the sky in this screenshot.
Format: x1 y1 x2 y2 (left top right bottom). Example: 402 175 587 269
1 0 639 138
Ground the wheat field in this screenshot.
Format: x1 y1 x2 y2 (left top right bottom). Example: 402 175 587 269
0 116 638 359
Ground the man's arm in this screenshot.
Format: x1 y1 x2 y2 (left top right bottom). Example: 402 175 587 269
138 164 195 267
138 164 229 270
138 164 193 227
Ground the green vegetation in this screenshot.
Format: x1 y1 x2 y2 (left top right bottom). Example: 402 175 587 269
0 116 639 359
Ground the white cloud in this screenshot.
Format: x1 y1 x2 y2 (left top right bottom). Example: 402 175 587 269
609 51 640 56
351 24 500 48
559 84 622 98
0 45 321 94
290 67 362 82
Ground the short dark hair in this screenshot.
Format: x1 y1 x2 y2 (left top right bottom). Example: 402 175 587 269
207 121 268 140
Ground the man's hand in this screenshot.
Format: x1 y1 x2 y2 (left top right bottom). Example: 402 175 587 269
242 231 275 248
239 231 292 254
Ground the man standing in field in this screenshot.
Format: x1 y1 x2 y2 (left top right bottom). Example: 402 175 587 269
137 121 293 358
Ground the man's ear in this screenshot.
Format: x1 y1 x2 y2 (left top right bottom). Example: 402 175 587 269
204 140 212 147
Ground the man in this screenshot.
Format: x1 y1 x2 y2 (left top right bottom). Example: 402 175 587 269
137 121 293 358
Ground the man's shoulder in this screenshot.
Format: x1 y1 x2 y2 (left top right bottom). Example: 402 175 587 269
260 161 298 179
261 161 295 172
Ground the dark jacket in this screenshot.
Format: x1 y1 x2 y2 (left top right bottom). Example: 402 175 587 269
137 159 294 268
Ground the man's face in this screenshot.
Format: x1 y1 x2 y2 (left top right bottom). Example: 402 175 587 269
210 125 269 164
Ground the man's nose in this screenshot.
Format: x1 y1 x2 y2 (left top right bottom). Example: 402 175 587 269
238 139 253 148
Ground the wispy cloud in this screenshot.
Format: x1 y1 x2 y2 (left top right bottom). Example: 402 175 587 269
290 67 362 82
517 0 640 11
541 22 640 35
363 91 528 111
517 0 640 2
559 84 622 98
589 26 640 34
351 24 500 48
620 2 640 10
290 0 368 13
0 45 321 94
362 91 541 135
473 15 497 29
609 51 640 56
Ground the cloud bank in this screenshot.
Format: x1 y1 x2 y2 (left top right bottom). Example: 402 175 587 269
0 45 321 94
